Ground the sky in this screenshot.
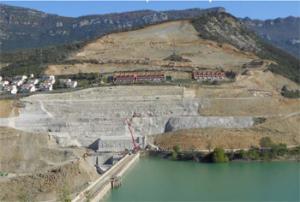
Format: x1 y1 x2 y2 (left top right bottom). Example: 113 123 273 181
2 1 300 20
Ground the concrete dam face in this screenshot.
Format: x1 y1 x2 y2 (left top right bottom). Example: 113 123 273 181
0 86 254 148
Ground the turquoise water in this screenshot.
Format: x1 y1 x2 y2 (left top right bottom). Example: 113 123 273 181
105 157 300 202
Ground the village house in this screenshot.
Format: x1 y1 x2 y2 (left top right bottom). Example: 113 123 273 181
12 75 28 87
20 83 36 93
39 82 53 91
39 75 56 91
192 71 225 81
27 78 40 85
59 79 78 88
10 85 18 94
0 74 78 95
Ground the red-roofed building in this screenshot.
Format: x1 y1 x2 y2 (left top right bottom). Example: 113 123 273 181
113 72 165 84
192 71 225 81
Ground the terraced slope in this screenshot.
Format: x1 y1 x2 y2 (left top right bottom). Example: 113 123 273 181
1 67 299 150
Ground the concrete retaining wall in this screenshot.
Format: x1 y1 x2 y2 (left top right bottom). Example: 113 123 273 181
72 152 140 202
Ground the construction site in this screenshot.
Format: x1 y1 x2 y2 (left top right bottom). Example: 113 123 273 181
1 66 299 201
0 15 299 202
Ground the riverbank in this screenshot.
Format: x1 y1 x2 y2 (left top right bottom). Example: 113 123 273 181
147 144 300 163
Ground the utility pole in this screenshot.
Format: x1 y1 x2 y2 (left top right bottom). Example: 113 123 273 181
172 39 176 55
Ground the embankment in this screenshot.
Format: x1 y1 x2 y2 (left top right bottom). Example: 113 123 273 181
73 152 140 202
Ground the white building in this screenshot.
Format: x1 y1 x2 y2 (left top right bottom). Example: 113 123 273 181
20 84 36 93
11 85 18 94
28 78 39 85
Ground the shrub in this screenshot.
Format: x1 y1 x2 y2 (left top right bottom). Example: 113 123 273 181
58 184 71 202
246 147 260 160
271 143 288 156
171 151 178 160
225 71 236 79
254 117 267 125
235 150 247 160
281 86 300 98
171 145 181 160
288 146 300 156
212 148 229 163
173 145 181 153
166 76 172 81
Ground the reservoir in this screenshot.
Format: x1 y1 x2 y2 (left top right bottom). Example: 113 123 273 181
106 157 299 202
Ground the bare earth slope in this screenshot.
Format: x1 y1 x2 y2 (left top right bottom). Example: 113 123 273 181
0 127 98 202
46 20 255 75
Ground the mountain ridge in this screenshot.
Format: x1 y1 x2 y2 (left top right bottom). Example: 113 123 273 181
1 4 299 58
0 4 299 83
0 4 225 52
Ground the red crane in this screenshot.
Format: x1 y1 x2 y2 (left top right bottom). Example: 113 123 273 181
125 118 140 152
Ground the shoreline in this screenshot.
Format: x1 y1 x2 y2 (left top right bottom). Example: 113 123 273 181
146 146 300 163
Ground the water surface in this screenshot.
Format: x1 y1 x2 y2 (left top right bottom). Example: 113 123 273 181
106 157 299 202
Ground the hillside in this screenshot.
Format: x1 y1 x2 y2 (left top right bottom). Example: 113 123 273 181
191 12 300 83
44 20 255 76
0 5 299 201
0 4 224 52
1 4 298 59
1 9 299 83
0 127 98 201
243 16 300 58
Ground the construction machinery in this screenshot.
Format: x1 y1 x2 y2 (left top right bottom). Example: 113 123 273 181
124 118 140 152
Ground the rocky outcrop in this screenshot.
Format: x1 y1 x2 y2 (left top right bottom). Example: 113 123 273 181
192 12 259 53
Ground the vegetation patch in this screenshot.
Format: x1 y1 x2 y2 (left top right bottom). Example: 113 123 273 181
281 85 300 98
151 137 299 163
211 148 229 163
253 117 267 125
163 53 191 62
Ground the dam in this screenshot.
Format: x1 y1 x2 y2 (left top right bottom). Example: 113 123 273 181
0 86 254 150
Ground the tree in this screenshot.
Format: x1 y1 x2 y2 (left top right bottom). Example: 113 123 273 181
247 147 260 160
173 145 180 153
171 150 178 160
212 148 229 163
271 143 288 156
259 137 273 148
239 150 247 159
171 145 181 160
